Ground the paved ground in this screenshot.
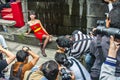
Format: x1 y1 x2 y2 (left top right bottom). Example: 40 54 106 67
6 41 56 64
4 40 57 79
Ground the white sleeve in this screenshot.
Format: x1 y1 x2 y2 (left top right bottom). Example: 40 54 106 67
100 57 120 80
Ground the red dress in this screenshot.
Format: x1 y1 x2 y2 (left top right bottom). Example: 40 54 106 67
30 23 47 42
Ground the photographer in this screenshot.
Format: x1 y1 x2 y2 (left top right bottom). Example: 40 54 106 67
0 45 15 79
104 0 117 12
0 34 8 61
56 30 92 60
100 36 120 80
24 60 75 80
0 35 8 59
9 46 39 80
24 60 61 80
55 51 91 80
90 2 120 80
0 35 8 49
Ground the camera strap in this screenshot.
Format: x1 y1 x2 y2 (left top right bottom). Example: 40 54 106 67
26 71 33 80
71 58 86 80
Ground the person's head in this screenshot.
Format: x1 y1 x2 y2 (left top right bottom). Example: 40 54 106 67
54 52 67 65
40 60 59 80
108 3 120 28
16 50 29 62
55 52 72 68
56 36 73 49
29 10 36 20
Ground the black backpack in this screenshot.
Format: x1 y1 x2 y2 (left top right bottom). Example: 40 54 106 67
9 64 24 80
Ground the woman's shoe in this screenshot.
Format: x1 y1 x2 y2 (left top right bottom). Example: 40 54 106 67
41 49 47 57
40 44 47 57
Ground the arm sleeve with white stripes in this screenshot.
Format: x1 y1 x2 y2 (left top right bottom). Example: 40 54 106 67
100 57 120 80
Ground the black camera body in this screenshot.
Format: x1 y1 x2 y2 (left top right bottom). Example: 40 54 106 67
96 26 120 39
97 20 105 26
22 46 31 56
60 68 71 80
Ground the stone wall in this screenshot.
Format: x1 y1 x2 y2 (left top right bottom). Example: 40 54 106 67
27 0 108 35
21 0 28 23
86 0 107 32
0 32 57 49
28 0 81 35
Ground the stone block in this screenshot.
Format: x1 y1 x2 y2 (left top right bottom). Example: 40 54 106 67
23 13 28 23
71 15 80 27
21 1 28 12
16 26 28 33
14 33 40 46
0 32 14 41
87 3 107 17
0 31 57 49
0 19 16 26
63 15 71 26
56 26 79 35
87 16 105 30
87 0 103 3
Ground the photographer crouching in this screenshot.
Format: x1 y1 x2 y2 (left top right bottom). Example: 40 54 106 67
56 30 92 60
90 2 120 80
55 51 91 80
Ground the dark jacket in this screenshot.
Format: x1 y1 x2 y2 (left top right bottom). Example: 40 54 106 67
90 35 120 79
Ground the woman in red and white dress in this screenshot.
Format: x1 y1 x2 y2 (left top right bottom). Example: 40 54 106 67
26 11 52 57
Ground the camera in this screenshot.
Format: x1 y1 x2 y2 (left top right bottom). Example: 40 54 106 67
96 26 120 39
97 20 105 26
22 46 31 56
60 68 71 80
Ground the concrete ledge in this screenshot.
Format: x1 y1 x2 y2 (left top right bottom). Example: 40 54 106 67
0 19 16 26
0 32 57 49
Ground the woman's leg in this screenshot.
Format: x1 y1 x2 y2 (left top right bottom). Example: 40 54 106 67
49 35 53 42
41 35 50 57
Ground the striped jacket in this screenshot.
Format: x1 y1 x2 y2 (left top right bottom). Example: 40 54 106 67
100 57 119 80
67 31 92 59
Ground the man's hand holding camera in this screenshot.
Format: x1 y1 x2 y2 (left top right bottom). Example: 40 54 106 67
22 46 31 53
59 67 75 80
70 71 75 80
22 46 39 66
57 45 69 54
108 36 120 58
0 45 15 64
